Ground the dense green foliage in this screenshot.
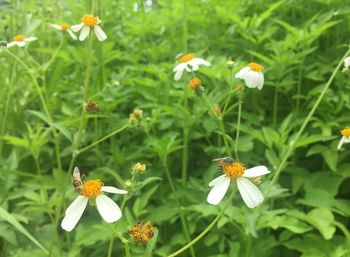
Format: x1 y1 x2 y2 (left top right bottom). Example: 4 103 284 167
0 0 350 257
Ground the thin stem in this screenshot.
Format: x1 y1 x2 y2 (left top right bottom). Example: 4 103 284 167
163 160 196 257
264 47 350 196
272 87 278 126
43 38 64 72
78 123 129 154
167 191 235 257
222 69 235 115
245 235 252 257
234 99 242 160
107 229 116 257
0 60 17 158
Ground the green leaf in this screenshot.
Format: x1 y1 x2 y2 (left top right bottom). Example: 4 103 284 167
145 228 158 257
0 207 48 253
305 208 336 240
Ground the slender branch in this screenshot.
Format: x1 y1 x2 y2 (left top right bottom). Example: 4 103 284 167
264 46 350 196
167 191 235 257
234 99 242 160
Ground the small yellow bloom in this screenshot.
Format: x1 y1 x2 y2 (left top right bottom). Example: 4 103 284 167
71 14 107 41
129 221 156 244
188 77 202 90
338 128 350 150
133 162 146 174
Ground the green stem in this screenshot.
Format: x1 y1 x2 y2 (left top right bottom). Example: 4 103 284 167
0 60 17 158
264 46 350 196
107 229 116 257
222 69 235 115
43 38 64 72
234 100 242 160
78 123 129 154
163 160 196 257
167 191 235 257
245 234 252 257
272 87 278 126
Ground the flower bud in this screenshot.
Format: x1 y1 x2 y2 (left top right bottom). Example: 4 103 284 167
188 77 201 90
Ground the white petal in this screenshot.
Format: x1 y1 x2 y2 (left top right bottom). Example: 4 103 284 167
188 58 211 67
207 175 230 205
208 174 227 186
24 37 37 42
256 72 264 90
61 195 88 232
174 69 184 81
102 186 127 195
6 42 16 48
49 23 63 30
239 70 264 89
17 41 26 47
79 26 90 41
67 29 78 40
96 195 122 223
243 166 270 177
237 177 264 208
337 136 346 150
71 23 84 32
173 63 187 72
94 25 107 41
235 67 250 79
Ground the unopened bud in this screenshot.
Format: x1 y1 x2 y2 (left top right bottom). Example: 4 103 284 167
188 77 201 90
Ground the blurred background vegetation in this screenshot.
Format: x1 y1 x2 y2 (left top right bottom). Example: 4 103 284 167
0 0 350 256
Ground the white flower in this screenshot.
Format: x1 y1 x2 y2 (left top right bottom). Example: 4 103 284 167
7 34 37 48
173 53 211 81
71 14 107 42
207 158 270 208
61 178 127 232
343 57 350 72
337 128 350 150
49 23 77 40
235 62 264 90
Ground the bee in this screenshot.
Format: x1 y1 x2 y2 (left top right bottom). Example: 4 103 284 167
0 41 7 48
213 157 234 173
175 53 184 60
72 167 83 193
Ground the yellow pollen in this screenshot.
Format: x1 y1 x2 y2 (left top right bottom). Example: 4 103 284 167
81 179 103 198
249 62 264 72
13 34 25 41
340 128 350 137
222 162 245 178
180 54 195 63
82 15 98 27
60 23 70 30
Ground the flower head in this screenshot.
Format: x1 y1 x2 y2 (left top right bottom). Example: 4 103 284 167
133 162 146 174
129 220 156 244
337 128 350 150
71 14 107 41
173 53 211 81
207 157 270 208
84 100 99 113
61 167 127 232
128 108 143 125
188 77 202 90
7 34 37 48
343 57 350 72
49 22 77 40
235 62 264 90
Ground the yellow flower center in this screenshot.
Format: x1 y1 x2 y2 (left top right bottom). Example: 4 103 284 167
81 179 103 198
13 34 25 41
249 62 264 72
60 23 70 30
82 15 98 27
222 161 245 178
340 128 350 137
180 54 195 63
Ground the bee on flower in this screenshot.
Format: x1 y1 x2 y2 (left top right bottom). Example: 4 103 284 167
49 22 77 40
173 53 211 81
235 62 265 90
61 167 127 232
6 34 37 48
207 157 270 208
71 14 107 41
337 128 350 150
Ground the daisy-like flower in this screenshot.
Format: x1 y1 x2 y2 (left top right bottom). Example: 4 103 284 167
235 62 264 90
173 53 211 81
343 57 350 72
61 168 127 232
337 128 350 150
7 34 37 48
71 14 107 41
207 157 270 208
49 23 77 40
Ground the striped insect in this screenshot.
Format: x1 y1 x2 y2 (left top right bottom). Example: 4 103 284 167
72 167 84 193
213 157 234 173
